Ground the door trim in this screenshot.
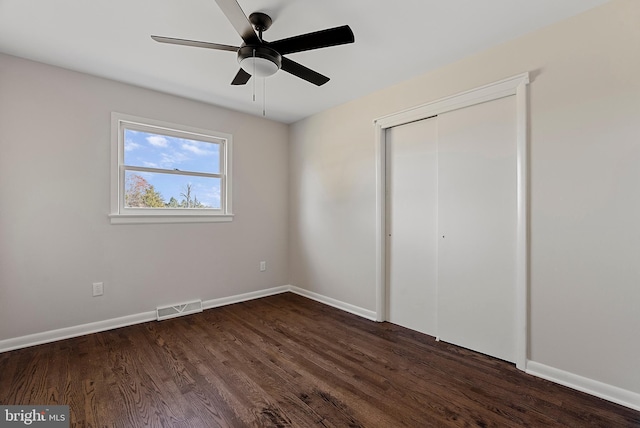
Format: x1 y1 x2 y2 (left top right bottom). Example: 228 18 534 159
373 72 530 370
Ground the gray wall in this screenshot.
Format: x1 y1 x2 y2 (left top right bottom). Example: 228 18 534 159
289 0 640 394
0 54 289 340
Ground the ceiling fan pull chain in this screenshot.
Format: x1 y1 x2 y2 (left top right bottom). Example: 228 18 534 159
263 77 266 116
252 48 256 102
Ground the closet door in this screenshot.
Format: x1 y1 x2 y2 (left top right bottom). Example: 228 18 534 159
385 117 438 335
437 96 517 362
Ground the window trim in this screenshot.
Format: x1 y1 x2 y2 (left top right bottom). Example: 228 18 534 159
110 112 233 224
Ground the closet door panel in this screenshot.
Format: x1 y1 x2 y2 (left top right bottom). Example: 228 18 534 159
385 117 438 335
437 96 517 362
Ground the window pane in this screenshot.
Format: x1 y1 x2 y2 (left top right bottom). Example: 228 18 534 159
124 129 220 174
124 170 221 209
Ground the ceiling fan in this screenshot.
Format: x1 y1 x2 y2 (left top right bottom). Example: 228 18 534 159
151 0 355 86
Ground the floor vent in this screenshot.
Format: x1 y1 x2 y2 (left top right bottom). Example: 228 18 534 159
156 300 203 321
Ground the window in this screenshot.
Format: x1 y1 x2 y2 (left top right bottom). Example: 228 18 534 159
110 113 233 224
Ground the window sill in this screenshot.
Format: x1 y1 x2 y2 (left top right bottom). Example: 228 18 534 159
109 213 234 225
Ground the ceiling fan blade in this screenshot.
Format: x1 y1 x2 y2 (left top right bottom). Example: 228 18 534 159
281 57 329 86
269 25 354 55
214 0 261 45
151 35 238 52
231 68 252 85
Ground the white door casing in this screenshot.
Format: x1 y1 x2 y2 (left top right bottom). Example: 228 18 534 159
374 73 529 370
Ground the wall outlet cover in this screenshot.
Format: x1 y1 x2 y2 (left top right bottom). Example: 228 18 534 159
92 282 104 297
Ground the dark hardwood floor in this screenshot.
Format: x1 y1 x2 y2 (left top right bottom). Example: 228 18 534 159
1 293 638 427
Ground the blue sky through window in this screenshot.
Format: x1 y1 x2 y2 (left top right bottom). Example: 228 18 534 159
124 129 222 208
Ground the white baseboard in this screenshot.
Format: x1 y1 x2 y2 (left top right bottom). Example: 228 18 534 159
288 285 378 321
0 285 290 353
526 361 640 412
0 311 157 353
202 285 290 310
0 285 374 353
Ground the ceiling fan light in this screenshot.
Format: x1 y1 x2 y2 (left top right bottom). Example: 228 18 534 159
240 56 279 77
237 45 282 78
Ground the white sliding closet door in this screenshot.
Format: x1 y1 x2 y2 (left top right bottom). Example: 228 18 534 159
385 117 438 335
437 96 517 362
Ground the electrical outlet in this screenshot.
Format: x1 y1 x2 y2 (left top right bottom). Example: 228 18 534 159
92 282 104 297
260 261 266 272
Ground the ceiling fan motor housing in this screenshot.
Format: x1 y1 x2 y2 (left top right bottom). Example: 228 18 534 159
237 45 282 77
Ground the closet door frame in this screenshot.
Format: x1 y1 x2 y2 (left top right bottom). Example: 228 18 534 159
373 73 530 370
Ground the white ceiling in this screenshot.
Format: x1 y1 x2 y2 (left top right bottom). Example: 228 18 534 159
0 0 609 123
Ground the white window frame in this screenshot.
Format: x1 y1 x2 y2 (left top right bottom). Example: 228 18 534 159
110 112 233 224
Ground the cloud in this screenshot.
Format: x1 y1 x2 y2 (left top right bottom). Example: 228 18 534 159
182 142 213 156
198 187 221 208
160 151 189 168
124 140 141 152
147 135 169 147
143 161 159 168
